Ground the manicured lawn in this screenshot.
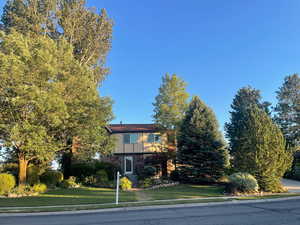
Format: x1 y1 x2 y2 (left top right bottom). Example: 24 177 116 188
139 184 225 200
0 187 136 207
0 184 225 208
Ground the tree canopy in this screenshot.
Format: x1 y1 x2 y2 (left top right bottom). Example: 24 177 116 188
153 73 189 131
1 0 113 84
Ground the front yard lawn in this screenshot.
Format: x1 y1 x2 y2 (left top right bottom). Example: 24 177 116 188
137 184 225 201
0 184 225 208
0 187 136 207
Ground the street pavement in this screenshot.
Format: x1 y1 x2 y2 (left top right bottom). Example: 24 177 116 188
1 198 300 225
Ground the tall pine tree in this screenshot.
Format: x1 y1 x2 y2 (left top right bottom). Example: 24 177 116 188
225 86 271 158
177 96 229 183
274 74 300 150
233 106 292 192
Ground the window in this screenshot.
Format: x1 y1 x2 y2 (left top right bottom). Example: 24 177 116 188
123 133 138 144
147 134 161 143
124 156 133 174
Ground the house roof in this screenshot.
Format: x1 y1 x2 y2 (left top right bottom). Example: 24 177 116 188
107 124 159 133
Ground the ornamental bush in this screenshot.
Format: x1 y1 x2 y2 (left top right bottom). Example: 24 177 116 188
32 183 47 193
228 172 258 194
0 173 16 195
60 177 79 189
120 177 132 191
94 161 120 181
95 170 109 184
40 171 63 187
140 166 157 179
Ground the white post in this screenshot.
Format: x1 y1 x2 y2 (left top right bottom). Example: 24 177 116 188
116 171 120 205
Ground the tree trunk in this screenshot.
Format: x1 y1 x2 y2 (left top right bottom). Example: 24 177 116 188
18 154 28 186
62 136 80 179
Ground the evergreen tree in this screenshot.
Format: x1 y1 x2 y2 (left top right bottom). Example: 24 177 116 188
177 96 229 183
274 74 300 149
233 106 292 192
225 86 270 157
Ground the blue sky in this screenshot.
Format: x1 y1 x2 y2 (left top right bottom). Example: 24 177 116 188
1 0 300 131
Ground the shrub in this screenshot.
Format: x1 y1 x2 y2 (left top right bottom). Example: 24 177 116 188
9 185 33 197
94 161 120 181
95 170 109 184
40 171 63 187
84 176 97 186
170 170 180 181
1 163 18 181
0 173 16 195
32 183 47 193
70 163 95 182
228 172 258 194
60 176 79 189
139 166 157 179
120 177 132 191
141 178 153 188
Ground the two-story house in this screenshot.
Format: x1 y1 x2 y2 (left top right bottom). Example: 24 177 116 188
105 124 164 175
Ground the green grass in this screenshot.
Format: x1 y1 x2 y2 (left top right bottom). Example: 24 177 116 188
139 184 225 200
0 185 299 213
0 198 231 213
0 187 136 207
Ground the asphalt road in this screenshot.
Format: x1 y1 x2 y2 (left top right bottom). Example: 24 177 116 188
1 199 300 225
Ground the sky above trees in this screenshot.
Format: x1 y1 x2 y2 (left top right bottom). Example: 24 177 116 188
1 0 299 130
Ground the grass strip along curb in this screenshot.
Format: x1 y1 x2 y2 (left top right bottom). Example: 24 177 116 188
1 193 300 213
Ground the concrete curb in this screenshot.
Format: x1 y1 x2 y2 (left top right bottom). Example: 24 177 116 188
1 196 300 217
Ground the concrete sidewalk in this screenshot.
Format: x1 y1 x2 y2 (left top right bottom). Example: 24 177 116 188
282 178 300 193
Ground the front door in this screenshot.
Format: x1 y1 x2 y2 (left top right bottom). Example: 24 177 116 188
124 156 133 174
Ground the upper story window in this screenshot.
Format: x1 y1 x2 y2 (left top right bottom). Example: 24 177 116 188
123 133 138 144
147 133 161 143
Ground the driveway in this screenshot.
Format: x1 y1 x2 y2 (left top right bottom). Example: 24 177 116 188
282 178 300 193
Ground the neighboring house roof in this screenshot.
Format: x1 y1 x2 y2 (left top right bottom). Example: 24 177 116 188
107 124 158 133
